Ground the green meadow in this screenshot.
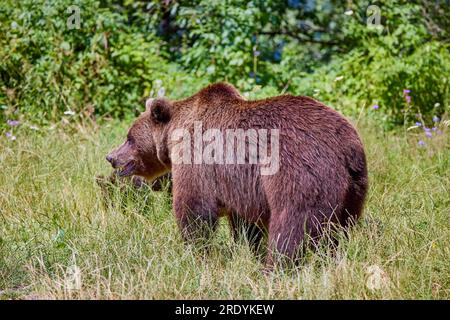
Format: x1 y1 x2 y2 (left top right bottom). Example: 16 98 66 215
0 114 448 299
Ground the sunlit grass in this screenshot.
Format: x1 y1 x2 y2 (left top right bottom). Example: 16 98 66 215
0 117 448 299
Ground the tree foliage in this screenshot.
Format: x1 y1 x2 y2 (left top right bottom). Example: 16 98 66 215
0 0 448 126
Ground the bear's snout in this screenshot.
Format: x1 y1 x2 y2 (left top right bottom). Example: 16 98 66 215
106 154 117 168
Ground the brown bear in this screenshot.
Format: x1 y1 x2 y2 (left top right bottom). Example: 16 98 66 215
106 82 368 268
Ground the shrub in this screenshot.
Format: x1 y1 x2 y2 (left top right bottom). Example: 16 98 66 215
0 0 206 126
1 0 448 127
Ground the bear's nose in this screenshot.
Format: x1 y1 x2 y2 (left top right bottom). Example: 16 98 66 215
106 155 116 167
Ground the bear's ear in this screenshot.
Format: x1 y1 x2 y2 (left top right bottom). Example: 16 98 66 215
147 98 171 123
145 98 154 111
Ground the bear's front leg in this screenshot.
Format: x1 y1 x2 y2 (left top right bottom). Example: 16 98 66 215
173 192 219 245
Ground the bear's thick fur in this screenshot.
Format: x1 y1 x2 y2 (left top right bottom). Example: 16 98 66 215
106 82 368 267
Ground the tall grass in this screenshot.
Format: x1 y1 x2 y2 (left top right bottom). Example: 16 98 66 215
0 117 448 299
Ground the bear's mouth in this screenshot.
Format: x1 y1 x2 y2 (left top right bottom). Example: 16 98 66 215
117 161 136 177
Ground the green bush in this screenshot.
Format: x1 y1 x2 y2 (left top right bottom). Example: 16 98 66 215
338 41 449 125
267 1 449 125
1 0 449 127
0 0 206 125
337 1 449 125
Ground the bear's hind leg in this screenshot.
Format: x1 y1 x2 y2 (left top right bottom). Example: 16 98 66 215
266 207 325 269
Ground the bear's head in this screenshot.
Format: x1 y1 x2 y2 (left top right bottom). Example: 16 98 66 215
106 98 172 180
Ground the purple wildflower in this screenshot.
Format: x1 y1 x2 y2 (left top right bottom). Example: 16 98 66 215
5 131 16 141
424 127 431 132
432 116 440 123
418 140 425 146
403 89 411 94
372 104 379 110
405 95 411 104
432 127 437 132
253 50 261 57
425 131 433 138
415 122 422 127
7 119 20 127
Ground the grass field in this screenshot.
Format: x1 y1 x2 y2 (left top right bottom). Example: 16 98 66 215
0 115 448 300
